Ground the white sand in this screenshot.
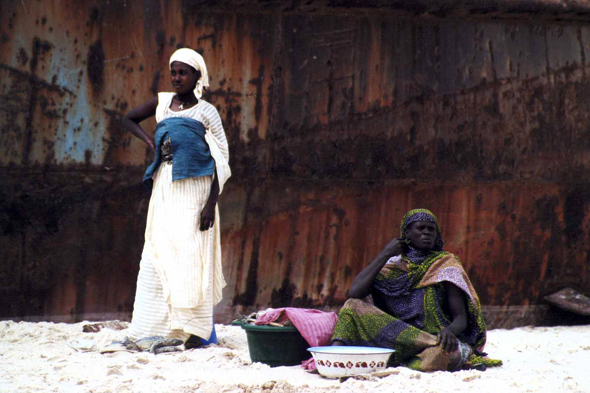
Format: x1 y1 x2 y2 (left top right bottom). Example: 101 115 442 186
0 321 589 393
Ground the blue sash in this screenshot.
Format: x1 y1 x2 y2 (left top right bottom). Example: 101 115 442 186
143 117 215 189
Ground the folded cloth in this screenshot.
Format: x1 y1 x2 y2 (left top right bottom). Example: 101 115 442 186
255 307 338 370
255 307 337 346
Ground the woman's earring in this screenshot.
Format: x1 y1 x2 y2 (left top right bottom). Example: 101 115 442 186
404 238 411 246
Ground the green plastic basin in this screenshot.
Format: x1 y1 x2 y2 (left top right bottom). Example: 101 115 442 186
239 323 310 367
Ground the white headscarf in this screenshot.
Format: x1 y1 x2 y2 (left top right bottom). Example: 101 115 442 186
169 48 210 99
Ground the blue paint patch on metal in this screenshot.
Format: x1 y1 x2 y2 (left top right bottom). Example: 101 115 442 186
1 0 590 324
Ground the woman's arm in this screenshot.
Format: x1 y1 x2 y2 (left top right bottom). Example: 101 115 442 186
437 282 468 352
348 238 404 299
199 169 219 231
121 96 159 151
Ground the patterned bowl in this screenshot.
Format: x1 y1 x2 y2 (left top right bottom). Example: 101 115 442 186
308 346 395 378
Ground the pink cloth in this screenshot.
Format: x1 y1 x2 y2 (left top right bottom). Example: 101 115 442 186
255 307 338 371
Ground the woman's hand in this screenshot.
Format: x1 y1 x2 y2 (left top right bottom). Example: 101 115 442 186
201 171 220 231
438 282 468 353
381 237 404 258
437 328 459 353
146 138 155 152
349 237 403 299
121 97 158 148
200 203 215 231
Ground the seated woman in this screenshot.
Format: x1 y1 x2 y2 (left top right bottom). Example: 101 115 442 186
331 209 501 372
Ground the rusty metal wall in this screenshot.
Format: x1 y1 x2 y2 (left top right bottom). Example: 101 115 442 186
1 0 590 324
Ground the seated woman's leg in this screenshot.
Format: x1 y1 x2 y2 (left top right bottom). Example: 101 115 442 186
330 298 473 371
331 298 400 348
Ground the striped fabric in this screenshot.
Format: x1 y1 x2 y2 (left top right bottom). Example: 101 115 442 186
127 246 191 342
157 92 231 194
128 94 228 342
156 93 230 164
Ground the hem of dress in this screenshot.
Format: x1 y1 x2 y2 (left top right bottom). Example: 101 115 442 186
170 319 213 340
171 170 215 182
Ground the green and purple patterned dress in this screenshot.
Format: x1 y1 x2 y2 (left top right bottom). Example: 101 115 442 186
331 209 502 372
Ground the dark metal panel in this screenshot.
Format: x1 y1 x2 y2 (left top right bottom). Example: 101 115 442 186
2 1 590 325
227 182 590 315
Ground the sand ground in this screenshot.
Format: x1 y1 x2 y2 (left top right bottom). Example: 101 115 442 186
0 321 589 393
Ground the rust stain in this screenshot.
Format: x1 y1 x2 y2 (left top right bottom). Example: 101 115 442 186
22 37 54 166
87 40 105 94
2 1 590 325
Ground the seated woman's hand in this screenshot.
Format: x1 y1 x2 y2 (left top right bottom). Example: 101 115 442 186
381 238 404 258
437 328 459 353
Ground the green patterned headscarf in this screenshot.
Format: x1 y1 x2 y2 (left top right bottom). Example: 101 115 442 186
400 209 445 265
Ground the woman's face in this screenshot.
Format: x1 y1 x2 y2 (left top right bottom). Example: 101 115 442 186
170 61 199 95
404 220 437 250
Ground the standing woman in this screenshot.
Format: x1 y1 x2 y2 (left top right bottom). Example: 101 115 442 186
122 48 230 345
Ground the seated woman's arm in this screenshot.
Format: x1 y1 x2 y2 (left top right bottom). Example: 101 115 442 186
438 282 468 352
348 238 403 299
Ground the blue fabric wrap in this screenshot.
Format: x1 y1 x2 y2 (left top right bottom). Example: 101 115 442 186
142 117 215 189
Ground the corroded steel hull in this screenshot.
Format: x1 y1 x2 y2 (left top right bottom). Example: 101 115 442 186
1 1 589 326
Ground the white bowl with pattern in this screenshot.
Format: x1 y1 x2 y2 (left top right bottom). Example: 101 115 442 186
308 346 395 378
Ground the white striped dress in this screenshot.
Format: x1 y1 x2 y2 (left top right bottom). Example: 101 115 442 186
128 93 228 342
